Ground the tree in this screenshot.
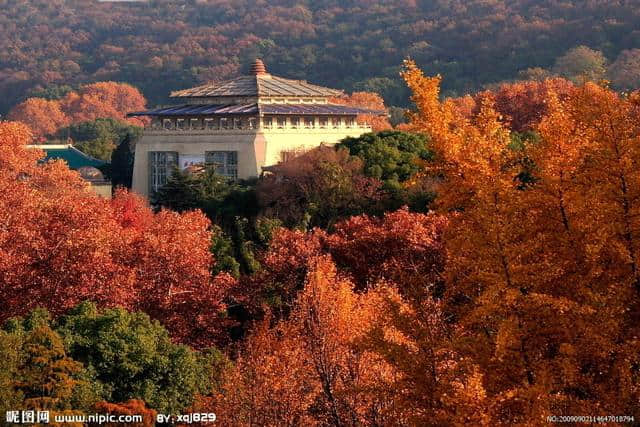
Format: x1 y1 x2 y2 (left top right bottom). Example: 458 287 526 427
387 106 408 127
257 145 383 229
608 49 640 91
402 60 640 421
56 302 224 413
242 227 325 321
7 82 146 139
57 118 142 161
153 167 264 276
7 97 70 138
552 46 607 84
27 84 75 101
0 330 28 417
358 290 488 425
208 257 396 426
93 400 156 427
337 131 432 183
13 325 83 411
61 82 147 126
326 208 447 297
458 78 576 132
242 208 447 324
0 0 640 115
0 121 236 348
329 92 392 132
110 132 137 189
517 67 553 82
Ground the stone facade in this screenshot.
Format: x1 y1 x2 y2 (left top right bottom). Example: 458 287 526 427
130 59 378 198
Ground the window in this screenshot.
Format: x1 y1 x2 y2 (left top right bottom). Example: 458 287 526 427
248 117 257 130
206 151 238 180
332 117 342 128
163 119 174 130
176 118 186 130
233 117 242 129
304 117 315 129
263 117 273 129
346 118 355 128
204 118 216 130
291 117 300 129
277 117 286 129
149 151 178 193
319 117 328 128
190 118 202 130
220 117 229 129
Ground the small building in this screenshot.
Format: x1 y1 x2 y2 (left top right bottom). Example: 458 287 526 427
27 144 112 198
129 59 380 197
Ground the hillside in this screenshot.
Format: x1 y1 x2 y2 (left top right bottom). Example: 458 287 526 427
1 0 639 113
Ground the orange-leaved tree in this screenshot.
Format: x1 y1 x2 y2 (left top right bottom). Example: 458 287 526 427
208 257 397 426
61 82 146 126
93 400 156 427
6 98 70 139
402 60 640 421
8 82 146 138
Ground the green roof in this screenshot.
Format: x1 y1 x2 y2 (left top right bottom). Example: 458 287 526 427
39 145 106 170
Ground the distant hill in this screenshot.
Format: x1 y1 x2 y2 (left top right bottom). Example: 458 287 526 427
1 0 639 113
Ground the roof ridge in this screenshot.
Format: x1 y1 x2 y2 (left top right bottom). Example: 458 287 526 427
68 145 107 164
255 74 263 97
269 75 342 93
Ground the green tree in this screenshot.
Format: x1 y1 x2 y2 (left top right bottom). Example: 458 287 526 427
26 84 75 101
154 167 259 229
154 167 265 275
387 106 408 127
57 118 142 161
211 224 241 279
55 302 227 413
552 46 607 83
353 77 408 107
110 132 137 189
337 130 435 211
337 130 432 182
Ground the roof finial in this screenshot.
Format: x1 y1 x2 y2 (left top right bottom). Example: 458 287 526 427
251 59 268 75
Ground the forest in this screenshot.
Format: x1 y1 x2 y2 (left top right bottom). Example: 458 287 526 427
1 0 640 115
2 61 640 423
3 0 640 425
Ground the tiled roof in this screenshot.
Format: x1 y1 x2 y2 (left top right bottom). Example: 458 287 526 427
129 104 259 116
170 75 343 98
170 59 343 98
31 145 106 169
128 103 383 117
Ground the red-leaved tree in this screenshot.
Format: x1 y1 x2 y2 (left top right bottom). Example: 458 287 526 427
0 121 234 348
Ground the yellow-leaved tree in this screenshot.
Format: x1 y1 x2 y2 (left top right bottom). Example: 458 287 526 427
402 61 640 423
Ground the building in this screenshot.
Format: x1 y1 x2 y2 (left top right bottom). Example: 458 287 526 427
129 59 380 197
27 144 112 198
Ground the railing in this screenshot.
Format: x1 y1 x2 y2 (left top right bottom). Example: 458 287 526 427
143 123 372 134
